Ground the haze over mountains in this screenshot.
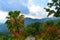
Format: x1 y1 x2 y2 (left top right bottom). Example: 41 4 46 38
0 17 59 33
24 17 58 26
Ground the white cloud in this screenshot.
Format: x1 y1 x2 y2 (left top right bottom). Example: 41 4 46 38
24 0 54 19
0 0 53 22
48 0 52 3
0 11 8 20
24 0 48 19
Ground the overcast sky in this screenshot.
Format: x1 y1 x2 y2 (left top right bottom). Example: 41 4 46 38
0 0 53 23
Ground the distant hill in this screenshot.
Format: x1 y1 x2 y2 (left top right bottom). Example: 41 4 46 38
24 17 58 26
0 17 59 32
0 23 8 32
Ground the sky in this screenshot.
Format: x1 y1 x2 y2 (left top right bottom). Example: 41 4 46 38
0 0 53 23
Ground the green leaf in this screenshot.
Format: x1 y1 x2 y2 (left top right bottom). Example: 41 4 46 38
52 0 58 3
45 8 50 12
47 10 55 16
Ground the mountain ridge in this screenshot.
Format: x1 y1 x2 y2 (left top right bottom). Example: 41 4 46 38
0 17 59 32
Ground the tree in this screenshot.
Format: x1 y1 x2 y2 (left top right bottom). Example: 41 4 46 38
5 11 20 32
45 25 59 40
42 20 60 40
45 0 60 17
46 20 54 26
25 22 41 36
25 22 42 40
5 11 25 40
56 18 60 28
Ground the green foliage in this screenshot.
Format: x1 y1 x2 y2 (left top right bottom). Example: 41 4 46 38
46 20 54 26
5 10 60 40
5 11 25 40
25 19 60 40
45 0 60 17
0 19 60 40
55 19 60 28
5 10 24 31
25 22 41 36
8 11 20 18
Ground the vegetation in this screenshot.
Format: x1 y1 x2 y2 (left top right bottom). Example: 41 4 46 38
5 11 25 40
0 19 60 40
45 0 60 17
0 10 60 40
25 20 60 40
0 0 60 40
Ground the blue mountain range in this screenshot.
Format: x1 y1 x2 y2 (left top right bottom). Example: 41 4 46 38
0 17 59 33
24 17 58 26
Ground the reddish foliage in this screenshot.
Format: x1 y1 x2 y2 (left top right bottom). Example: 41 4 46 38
44 25 60 38
11 30 24 37
11 18 15 23
40 32 45 36
45 25 58 33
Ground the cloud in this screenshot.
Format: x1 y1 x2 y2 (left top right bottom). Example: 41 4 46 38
0 11 8 20
0 0 54 23
24 0 48 19
24 0 54 19
24 5 48 19
0 0 29 14
0 10 8 23
31 0 47 7
48 0 52 3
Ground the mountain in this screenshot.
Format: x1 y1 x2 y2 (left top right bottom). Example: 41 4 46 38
0 17 59 32
0 23 8 33
24 17 57 26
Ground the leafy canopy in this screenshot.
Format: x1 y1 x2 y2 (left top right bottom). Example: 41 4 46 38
45 0 60 17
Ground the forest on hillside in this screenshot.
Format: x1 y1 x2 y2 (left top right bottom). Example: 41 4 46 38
0 11 60 40
0 0 60 40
